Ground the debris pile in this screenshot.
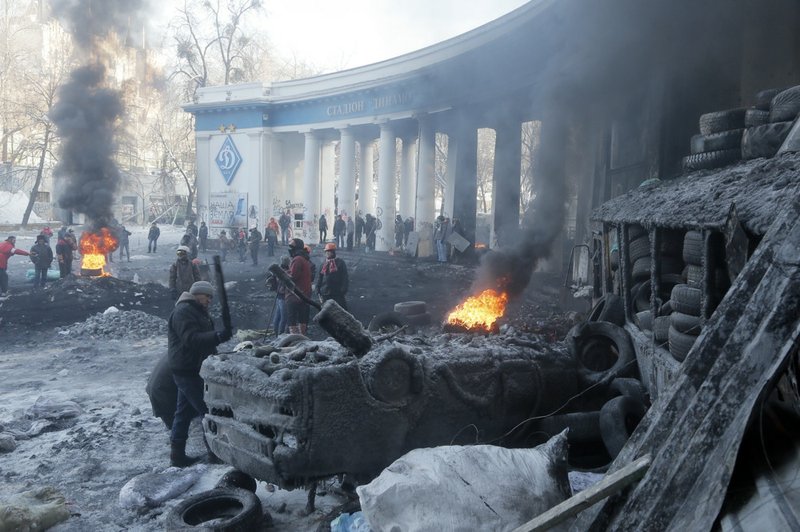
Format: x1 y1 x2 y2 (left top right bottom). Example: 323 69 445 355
58 309 167 340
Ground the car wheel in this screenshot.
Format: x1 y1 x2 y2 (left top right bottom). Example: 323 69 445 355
166 488 262 531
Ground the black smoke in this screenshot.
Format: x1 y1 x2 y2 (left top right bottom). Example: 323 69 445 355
50 0 149 50
51 65 123 229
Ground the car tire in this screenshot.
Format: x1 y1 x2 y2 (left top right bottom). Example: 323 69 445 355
599 395 647 459
216 470 257 493
632 281 651 313
569 321 636 387
653 316 670 345
699 108 747 135
631 256 651 281
744 108 769 127
682 149 741 172
393 301 427 315
275 334 309 348
166 488 262 531
628 236 650 262
683 231 703 265
368 311 409 333
635 310 652 331
404 312 432 326
668 326 698 362
627 225 648 241
690 129 744 153
686 265 704 287
587 293 625 327
670 311 703 335
741 121 794 159
367 347 421 404
608 377 649 407
754 88 781 110
671 284 702 316
769 85 800 122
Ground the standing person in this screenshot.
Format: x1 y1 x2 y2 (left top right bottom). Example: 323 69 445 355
57 224 69 240
355 212 365 249
316 243 349 310
39 226 54 244
186 220 198 238
167 280 232 467
29 235 53 288
318 214 328 243
346 216 354 251
265 218 279 257
198 222 208 253
433 215 451 263
266 255 290 335
148 222 160 253
364 214 376 253
218 230 230 262
248 227 262 266
0 236 31 297
169 246 201 300
56 232 75 278
118 225 132 262
394 214 404 248
286 238 312 335
237 228 248 262
404 217 414 247
334 215 346 249
279 210 292 245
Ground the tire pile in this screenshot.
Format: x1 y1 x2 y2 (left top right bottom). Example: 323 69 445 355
685 85 800 172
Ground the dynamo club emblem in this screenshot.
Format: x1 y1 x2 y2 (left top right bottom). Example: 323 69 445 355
216 136 243 185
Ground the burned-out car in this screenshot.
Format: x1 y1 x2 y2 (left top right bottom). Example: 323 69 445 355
199 330 629 488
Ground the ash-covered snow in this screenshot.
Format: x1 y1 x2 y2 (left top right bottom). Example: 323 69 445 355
56 309 167 340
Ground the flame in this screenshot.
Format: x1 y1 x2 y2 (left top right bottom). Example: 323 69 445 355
79 228 118 276
446 289 508 331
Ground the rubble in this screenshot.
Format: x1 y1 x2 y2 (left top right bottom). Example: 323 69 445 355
57 309 167 340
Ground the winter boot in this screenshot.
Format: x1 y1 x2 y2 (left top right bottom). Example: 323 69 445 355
170 440 202 468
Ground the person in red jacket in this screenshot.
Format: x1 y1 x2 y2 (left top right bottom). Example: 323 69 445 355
286 238 312 335
0 235 32 297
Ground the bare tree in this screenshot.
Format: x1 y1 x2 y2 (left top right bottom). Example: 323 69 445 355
476 128 495 213
170 0 263 98
520 120 541 213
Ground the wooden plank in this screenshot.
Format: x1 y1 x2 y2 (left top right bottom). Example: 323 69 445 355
512 455 651 532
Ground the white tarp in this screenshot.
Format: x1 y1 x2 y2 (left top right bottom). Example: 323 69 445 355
357 431 571 532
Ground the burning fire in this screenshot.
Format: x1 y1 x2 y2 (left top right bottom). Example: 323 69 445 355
80 228 118 276
446 289 509 332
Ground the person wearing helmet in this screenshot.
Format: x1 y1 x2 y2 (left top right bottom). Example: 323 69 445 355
169 245 201 299
316 242 349 310
286 238 312 334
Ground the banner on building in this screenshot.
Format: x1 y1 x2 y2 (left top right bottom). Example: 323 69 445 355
209 192 248 228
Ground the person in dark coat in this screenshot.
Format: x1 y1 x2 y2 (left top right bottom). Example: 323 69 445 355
316 242 349 310
286 238 312 335
198 221 208 252
267 255 290 335
333 215 346 248
364 214 376 252
167 281 232 467
186 220 198 238
248 227 262 266
394 214 404 248
118 225 132 262
318 214 328 243
279 210 292 245
346 216 354 251
29 235 53 288
355 212 365 248
148 222 160 253
56 229 78 279
404 217 414 246
146 353 177 430
169 246 201 299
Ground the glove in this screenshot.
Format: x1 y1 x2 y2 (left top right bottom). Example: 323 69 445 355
216 328 233 344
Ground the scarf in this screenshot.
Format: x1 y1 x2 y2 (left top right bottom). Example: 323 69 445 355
321 258 338 275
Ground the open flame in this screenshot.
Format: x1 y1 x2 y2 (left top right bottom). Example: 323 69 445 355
446 289 509 332
80 228 118 276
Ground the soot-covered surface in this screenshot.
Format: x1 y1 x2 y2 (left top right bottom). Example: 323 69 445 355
592 152 800 234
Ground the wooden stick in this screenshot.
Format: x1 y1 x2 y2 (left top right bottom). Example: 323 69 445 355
512 454 652 532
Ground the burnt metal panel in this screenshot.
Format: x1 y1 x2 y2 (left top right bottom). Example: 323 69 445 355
572 199 800 531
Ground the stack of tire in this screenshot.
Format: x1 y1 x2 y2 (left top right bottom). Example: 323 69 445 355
667 231 704 362
628 226 653 332
684 108 745 172
652 232 685 348
393 301 431 328
742 86 800 160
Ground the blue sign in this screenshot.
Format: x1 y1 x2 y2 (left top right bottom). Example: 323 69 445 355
215 136 242 185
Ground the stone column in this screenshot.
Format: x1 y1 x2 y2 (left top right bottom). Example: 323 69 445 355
338 128 356 219
302 131 321 243
415 118 436 257
358 140 375 215
492 122 521 248
399 136 416 220
376 123 396 251
320 140 336 220
452 127 478 245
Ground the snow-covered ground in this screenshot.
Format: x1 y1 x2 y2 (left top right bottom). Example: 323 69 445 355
0 191 45 225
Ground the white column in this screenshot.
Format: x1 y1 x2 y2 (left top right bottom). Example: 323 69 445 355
320 141 336 220
338 128 356 219
302 131 321 243
415 120 436 257
376 123 396 251
399 136 416 220
358 140 375 215
195 134 212 226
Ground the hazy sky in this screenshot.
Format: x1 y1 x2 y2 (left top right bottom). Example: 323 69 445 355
263 0 529 71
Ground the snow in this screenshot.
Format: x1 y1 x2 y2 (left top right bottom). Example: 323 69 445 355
0 191 45 224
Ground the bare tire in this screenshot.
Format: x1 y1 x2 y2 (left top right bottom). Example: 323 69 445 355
569 321 636 387
682 149 741 172
367 348 421 405
769 85 800 122
275 334 309 347
599 395 647 459
699 108 746 135
627 225 647 241
635 311 652 331
690 129 744 153
628 236 650 262
682 231 703 265
587 294 625 327
368 311 408 333
741 121 794 159
393 301 427 315
668 326 698 362
631 256 651 281
671 284 702 316
608 378 649 407
670 312 703 335
216 470 257 493
166 488 262 531
744 108 769 127
754 88 781 110
686 265 703 287
653 316 670 344
632 281 651 313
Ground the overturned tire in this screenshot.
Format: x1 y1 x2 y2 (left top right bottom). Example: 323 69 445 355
599 395 647 459
569 321 636 387
166 488 262 531
587 294 625 327
682 149 741 172
368 311 409 333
